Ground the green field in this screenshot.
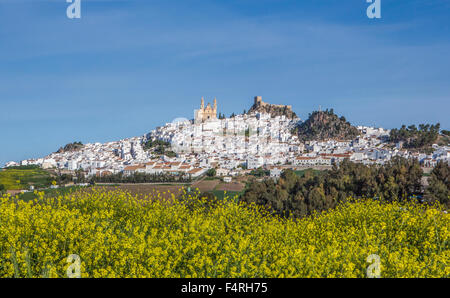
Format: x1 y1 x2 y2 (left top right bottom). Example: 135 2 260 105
0 166 53 190
15 186 87 202
294 168 324 177
211 190 241 201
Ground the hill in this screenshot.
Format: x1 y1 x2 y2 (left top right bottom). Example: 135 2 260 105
57 141 84 153
389 123 442 150
294 109 359 141
0 166 53 190
247 96 297 119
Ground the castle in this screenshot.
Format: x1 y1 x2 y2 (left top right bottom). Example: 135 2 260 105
249 96 296 119
253 96 292 110
195 97 217 123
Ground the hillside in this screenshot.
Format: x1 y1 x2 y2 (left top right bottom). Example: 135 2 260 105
0 166 52 190
389 123 442 150
57 142 84 153
294 109 359 141
247 96 297 119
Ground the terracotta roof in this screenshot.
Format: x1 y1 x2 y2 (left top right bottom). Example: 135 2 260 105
124 165 144 171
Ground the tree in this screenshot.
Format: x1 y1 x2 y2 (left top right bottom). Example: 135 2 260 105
425 161 449 207
390 122 440 149
206 168 216 177
241 158 426 219
0 184 5 193
307 187 326 212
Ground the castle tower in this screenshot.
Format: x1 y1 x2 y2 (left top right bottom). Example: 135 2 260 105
254 96 263 106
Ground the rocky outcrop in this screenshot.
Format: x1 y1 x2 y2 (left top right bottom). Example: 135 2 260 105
294 109 359 141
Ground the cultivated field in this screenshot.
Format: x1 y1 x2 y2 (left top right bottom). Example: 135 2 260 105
215 181 245 192
0 167 52 190
191 179 220 192
92 184 186 200
0 189 448 278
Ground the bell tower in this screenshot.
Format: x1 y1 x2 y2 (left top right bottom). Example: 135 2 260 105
195 97 218 123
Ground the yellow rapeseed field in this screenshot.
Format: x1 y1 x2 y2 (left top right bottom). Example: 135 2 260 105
0 188 448 278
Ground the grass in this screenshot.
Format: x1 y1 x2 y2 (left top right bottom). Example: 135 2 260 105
16 186 88 202
211 190 241 201
0 167 52 190
294 168 324 177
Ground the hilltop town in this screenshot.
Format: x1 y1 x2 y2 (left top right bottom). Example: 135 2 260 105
4 96 449 180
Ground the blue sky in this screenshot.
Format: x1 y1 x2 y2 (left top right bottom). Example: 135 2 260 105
0 0 449 166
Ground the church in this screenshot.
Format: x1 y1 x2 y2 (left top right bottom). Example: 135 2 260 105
194 97 217 123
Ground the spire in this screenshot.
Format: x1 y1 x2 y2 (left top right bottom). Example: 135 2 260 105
201 97 204 109
213 97 217 111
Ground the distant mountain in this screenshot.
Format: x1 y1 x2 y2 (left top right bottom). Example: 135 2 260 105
57 142 84 153
294 109 359 141
247 96 297 119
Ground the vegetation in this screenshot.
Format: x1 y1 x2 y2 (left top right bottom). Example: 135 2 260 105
294 109 359 141
389 123 440 149
211 190 241 201
57 142 84 153
425 161 450 208
436 133 450 147
16 186 87 203
143 139 176 157
241 157 426 218
0 167 53 190
2 165 41 170
206 168 216 177
249 168 270 177
0 189 448 277
90 172 192 184
143 139 170 150
294 168 323 178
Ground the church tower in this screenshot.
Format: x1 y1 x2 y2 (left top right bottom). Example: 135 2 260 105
195 97 218 123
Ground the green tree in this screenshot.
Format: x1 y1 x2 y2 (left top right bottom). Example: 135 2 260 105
206 168 216 177
425 161 449 207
